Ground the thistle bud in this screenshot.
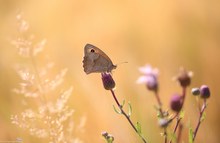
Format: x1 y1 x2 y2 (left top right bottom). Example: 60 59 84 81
191 87 200 96
101 73 115 90
137 65 159 92
145 76 158 92
158 118 170 128
170 94 183 112
177 68 192 88
200 85 210 99
102 131 114 142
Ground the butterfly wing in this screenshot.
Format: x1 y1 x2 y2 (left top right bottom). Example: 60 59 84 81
83 44 116 74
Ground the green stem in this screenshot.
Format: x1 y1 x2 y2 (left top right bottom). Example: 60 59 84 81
110 89 147 143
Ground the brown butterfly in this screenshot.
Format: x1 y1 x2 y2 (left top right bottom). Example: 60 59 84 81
83 44 117 74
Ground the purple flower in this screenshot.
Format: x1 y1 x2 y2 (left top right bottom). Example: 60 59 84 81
200 85 210 99
101 73 115 90
170 94 183 112
137 65 159 92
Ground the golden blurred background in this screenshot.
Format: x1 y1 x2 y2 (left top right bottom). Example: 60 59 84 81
0 0 220 142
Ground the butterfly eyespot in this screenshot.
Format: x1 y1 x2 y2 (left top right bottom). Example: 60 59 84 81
90 49 95 53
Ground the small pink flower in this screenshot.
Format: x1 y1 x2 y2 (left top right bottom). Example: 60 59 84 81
137 65 159 91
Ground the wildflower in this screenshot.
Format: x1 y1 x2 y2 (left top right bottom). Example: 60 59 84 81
137 65 159 92
176 68 193 88
170 94 183 112
200 85 210 99
101 73 116 90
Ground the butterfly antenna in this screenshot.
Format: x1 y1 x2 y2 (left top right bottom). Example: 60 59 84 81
116 61 128 67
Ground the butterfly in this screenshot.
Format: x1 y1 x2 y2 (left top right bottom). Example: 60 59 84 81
83 44 117 74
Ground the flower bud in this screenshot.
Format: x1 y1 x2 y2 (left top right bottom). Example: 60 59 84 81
177 69 192 88
101 131 108 138
200 85 210 99
158 118 170 128
191 87 200 96
170 94 183 112
102 131 114 142
101 73 115 90
146 76 158 92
